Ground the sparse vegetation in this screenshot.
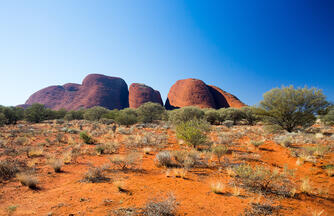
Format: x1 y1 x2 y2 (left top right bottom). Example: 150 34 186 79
155 151 172 167
143 194 177 216
80 132 94 144
16 173 38 189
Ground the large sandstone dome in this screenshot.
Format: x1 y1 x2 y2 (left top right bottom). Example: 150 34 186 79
25 74 129 110
129 83 163 108
165 78 245 109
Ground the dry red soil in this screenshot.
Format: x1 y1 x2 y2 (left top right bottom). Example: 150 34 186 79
0 121 333 216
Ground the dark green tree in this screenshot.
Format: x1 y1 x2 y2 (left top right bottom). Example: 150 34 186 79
257 86 329 132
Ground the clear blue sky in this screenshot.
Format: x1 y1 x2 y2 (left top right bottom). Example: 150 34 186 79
0 0 333 106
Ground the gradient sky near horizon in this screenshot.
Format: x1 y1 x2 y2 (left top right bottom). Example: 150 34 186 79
0 0 333 106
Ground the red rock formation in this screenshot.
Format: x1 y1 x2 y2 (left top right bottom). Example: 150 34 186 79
208 85 246 108
25 74 129 110
165 79 216 109
129 83 163 108
165 78 246 109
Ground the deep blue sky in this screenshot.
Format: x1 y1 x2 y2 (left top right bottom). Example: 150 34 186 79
0 0 333 106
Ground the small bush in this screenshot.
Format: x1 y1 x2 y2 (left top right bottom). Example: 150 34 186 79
137 102 166 123
83 106 109 121
219 108 244 125
274 135 293 147
0 160 18 181
95 142 119 155
321 108 334 125
168 106 204 124
176 119 209 149
250 140 264 148
115 108 138 126
27 147 44 157
0 113 6 127
212 145 228 163
143 194 177 216
64 110 84 121
110 153 140 170
155 151 172 167
82 165 109 183
16 173 38 189
48 158 63 173
80 132 94 144
204 109 223 125
233 164 293 196
240 106 259 125
211 182 225 194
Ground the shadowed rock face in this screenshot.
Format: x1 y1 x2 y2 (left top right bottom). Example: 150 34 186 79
25 74 129 110
129 83 163 108
208 85 246 108
165 78 246 109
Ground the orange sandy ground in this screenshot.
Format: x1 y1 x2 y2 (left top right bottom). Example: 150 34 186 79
0 123 333 216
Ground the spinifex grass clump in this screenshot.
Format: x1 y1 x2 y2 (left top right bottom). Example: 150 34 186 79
48 158 63 173
80 132 94 144
233 164 294 196
16 173 38 189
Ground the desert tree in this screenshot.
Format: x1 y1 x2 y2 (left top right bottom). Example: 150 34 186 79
256 86 329 132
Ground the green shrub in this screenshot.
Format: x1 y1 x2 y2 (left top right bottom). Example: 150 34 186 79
240 106 259 125
80 132 94 144
64 110 84 121
0 113 6 127
176 119 208 149
137 102 166 123
0 106 24 124
256 86 329 132
219 108 244 125
168 106 204 124
321 108 334 125
24 103 52 123
101 109 120 120
233 164 293 196
115 108 137 126
83 106 109 121
204 109 223 125
212 145 228 163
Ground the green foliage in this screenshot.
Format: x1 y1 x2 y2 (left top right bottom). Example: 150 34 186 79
240 106 259 125
137 102 166 123
101 109 120 120
0 113 5 127
219 108 244 125
0 106 24 125
204 109 223 125
321 107 334 125
64 110 84 121
233 164 292 195
83 106 109 121
168 106 204 124
115 108 138 126
212 145 228 163
52 108 67 119
176 119 209 149
257 86 329 132
24 103 52 123
80 132 94 144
